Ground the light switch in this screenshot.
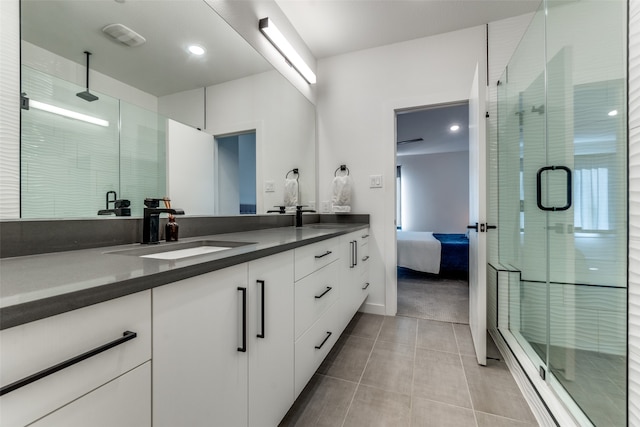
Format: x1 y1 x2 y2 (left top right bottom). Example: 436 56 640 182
369 175 383 188
264 181 275 192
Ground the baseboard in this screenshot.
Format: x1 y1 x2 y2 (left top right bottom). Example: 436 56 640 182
360 302 386 316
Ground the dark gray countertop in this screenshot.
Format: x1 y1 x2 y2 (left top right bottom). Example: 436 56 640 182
0 223 368 330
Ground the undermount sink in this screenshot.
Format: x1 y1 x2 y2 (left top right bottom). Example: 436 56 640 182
106 240 254 260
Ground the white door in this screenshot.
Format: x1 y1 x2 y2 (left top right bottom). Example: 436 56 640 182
468 63 487 366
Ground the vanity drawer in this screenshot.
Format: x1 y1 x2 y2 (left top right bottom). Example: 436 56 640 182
294 301 342 397
294 237 339 281
0 291 151 427
294 260 339 339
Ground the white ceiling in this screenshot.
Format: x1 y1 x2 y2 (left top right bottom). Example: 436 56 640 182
276 0 541 59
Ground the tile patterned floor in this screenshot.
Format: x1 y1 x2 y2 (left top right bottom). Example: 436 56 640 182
280 314 539 427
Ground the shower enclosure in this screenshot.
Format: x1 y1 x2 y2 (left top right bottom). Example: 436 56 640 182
495 0 627 425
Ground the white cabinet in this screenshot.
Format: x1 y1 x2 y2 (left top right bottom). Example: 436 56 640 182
293 239 342 397
153 264 249 427
341 229 371 321
247 252 295 427
0 291 151 427
153 253 295 427
30 362 151 427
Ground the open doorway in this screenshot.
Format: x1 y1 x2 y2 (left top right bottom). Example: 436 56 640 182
395 102 470 323
215 131 257 215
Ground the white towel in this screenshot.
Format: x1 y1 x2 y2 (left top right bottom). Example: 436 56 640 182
332 205 351 213
331 175 352 210
284 178 299 207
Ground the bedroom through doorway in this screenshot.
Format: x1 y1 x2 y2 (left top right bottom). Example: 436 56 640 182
395 102 470 324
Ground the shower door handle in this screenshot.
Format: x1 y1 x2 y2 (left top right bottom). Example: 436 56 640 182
467 223 478 232
536 166 572 212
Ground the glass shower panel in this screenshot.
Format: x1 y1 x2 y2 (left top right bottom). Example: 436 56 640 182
119 102 167 217
545 0 627 425
498 2 549 367
21 66 119 218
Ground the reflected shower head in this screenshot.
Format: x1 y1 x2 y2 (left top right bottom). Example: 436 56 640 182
76 90 99 102
77 51 99 102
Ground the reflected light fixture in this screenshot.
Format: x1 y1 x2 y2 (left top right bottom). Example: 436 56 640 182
29 100 110 127
608 109 618 117
449 124 460 132
259 17 316 84
188 45 206 56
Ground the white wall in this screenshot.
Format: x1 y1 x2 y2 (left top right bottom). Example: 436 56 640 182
159 88 205 130
205 70 316 213
397 151 469 232
316 25 486 315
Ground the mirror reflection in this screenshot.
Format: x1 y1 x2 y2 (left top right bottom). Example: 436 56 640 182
20 0 317 219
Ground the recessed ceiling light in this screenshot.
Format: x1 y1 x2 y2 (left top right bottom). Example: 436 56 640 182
450 124 460 132
608 109 618 117
188 45 206 56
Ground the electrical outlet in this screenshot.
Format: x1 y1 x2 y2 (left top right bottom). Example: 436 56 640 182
320 201 330 213
308 201 316 210
369 174 383 188
264 181 275 192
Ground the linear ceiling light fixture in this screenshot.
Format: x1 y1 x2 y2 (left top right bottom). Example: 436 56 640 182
259 17 316 84
29 100 110 127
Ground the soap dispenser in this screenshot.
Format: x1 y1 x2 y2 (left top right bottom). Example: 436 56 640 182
165 214 179 241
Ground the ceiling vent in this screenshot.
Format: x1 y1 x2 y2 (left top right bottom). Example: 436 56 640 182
102 23 146 47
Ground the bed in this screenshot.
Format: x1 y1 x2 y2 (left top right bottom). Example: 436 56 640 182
397 231 469 276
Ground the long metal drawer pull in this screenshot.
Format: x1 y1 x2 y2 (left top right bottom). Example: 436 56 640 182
0 330 137 397
314 286 333 299
257 280 265 339
536 165 572 211
238 287 247 352
362 282 370 290
361 234 369 238
314 251 332 259
362 255 370 262
349 242 355 268
315 331 333 349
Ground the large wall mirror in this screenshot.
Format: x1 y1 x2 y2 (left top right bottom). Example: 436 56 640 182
19 0 316 219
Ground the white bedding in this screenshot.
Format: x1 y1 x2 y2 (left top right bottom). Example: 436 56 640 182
397 231 441 274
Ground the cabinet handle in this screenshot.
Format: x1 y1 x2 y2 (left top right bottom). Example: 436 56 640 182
0 330 137 397
314 251 332 259
349 241 355 268
354 241 358 266
314 286 333 299
257 280 265 339
362 255 369 262
238 287 247 352
362 234 369 238
362 282 370 290
314 331 333 350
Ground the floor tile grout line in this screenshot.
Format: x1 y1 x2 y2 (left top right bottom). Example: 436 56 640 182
454 323 480 427
339 316 384 427
409 317 419 427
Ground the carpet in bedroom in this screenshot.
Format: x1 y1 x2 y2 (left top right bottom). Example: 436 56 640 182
396 268 469 324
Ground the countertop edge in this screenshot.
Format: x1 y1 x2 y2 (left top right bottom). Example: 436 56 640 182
0 225 368 330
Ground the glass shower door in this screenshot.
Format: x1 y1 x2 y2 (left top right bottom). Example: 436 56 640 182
497 0 627 425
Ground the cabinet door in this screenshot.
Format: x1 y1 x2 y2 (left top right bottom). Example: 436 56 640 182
153 264 248 427
248 252 294 427
30 362 151 427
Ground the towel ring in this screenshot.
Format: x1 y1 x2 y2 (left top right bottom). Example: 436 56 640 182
286 168 299 180
334 165 349 177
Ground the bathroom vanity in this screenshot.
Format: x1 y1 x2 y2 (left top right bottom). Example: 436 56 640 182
0 222 370 427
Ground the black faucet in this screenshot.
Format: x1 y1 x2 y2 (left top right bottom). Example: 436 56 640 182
295 205 315 227
267 206 287 214
142 198 184 244
98 191 131 216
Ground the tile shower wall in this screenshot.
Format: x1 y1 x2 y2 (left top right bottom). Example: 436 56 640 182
629 1 640 425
